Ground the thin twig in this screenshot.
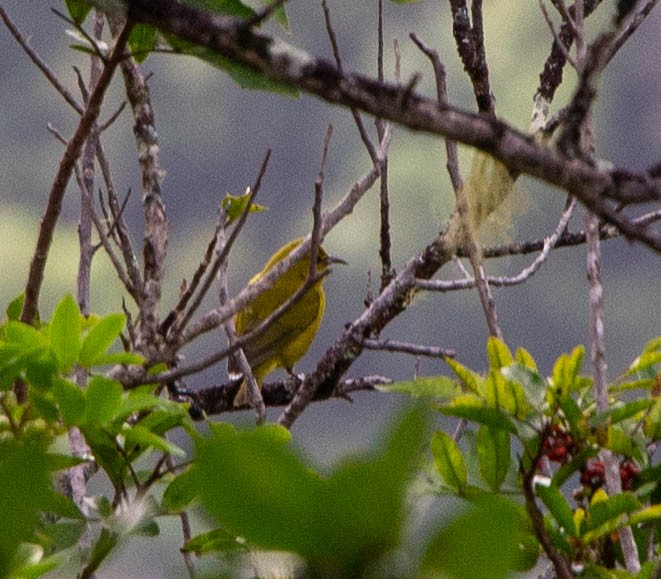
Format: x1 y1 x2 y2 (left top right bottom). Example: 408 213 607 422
417 197 577 291
361 338 455 359
174 151 271 337
321 0 378 163
0 7 84 114
142 270 330 386
521 461 573 578
217 207 266 423
409 33 463 194
19 19 134 336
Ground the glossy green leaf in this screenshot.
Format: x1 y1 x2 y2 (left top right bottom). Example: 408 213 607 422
221 192 268 225
535 481 576 536
644 399 661 440
5 293 25 321
446 357 482 394
627 337 661 374
377 375 460 399
64 0 92 24
84 376 123 426
114 393 187 426
552 345 585 396
628 504 661 526
440 395 518 433
4 321 48 351
162 468 198 512
49 295 81 373
514 346 538 371
165 34 299 96
431 430 467 494
128 24 158 62
122 425 186 456
52 377 86 425
477 425 510 492
79 313 125 367
605 425 635 456
501 363 546 410
486 337 513 369
590 398 655 428
583 492 640 534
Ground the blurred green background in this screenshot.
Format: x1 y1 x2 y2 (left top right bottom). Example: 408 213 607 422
1 1 660 576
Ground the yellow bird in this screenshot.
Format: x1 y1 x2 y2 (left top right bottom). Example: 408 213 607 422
230 238 346 407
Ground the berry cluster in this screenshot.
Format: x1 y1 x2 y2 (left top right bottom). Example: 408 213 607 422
541 424 576 464
579 459 640 491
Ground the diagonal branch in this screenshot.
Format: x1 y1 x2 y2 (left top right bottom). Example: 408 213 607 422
19 21 134 328
116 0 661 251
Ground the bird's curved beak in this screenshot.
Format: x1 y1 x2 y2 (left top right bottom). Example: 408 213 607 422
326 255 348 266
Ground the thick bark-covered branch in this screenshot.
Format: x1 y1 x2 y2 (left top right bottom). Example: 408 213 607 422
117 0 661 250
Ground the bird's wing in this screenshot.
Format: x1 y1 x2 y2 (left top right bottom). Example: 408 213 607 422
242 289 323 372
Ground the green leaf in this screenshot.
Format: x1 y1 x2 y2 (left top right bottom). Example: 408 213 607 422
164 34 299 96
49 295 81 373
38 520 87 552
628 504 661 526
586 492 641 531
477 425 510 492
431 430 467 495
4 321 49 350
0 439 52 578
83 376 123 426
484 370 531 419
122 425 186 456
5 293 25 321
606 425 635 456
501 363 546 410
9 552 63 579
183 528 244 553
79 313 126 367
162 468 198 512
377 375 460 399
644 399 661 440
440 395 518 433
514 346 538 371
52 377 86 425
590 398 655 428
128 24 158 62
552 345 586 396
64 0 92 24
486 337 512 369
114 392 187 426
194 405 428 574
535 481 576 536
263 0 289 31
423 495 538 578
221 192 268 224
194 423 322 554
446 357 482 394
45 452 87 471
91 351 145 366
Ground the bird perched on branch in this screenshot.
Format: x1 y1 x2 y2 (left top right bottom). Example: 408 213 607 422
230 237 346 407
